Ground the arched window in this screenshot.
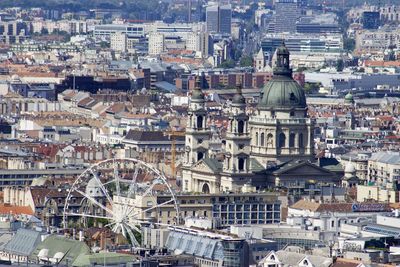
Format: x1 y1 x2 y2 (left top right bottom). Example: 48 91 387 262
202 183 210 194
255 132 259 146
260 133 265 146
238 158 245 171
278 133 286 148
289 133 296 148
197 115 203 129
299 133 304 148
290 111 295 117
267 133 273 147
238 120 244 134
197 152 204 161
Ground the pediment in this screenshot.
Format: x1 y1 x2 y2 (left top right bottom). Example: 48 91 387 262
274 162 334 176
190 160 217 174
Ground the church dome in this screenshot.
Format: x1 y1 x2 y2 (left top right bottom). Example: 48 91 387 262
345 162 356 174
191 88 205 101
259 75 307 109
232 92 245 105
344 162 356 179
258 43 307 110
344 92 354 104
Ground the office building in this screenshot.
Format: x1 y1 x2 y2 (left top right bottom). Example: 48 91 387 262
148 32 165 56
93 24 144 38
363 11 380 29
166 226 249 267
206 4 232 34
261 34 343 55
274 0 299 33
130 191 281 226
296 13 340 34
355 27 400 53
186 31 214 58
110 32 127 52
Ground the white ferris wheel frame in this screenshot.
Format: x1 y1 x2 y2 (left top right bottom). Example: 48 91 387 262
63 158 180 247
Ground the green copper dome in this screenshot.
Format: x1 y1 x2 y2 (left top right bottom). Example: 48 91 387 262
344 92 354 103
258 43 307 110
191 87 205 101
258 76 307 109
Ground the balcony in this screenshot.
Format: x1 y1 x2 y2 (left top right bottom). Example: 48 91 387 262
249 117 312 125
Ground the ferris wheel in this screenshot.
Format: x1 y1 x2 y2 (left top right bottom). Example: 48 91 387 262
63 158 180 247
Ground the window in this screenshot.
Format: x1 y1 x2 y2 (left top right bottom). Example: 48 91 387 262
238 158 245 171
197 152 204 161
238 120 244 134
255 132 259 146
299 133 304 148
202 183 210 194
260 133 265 146
290 111 295 117
197 115 203 128
289 92 296 101
289 133 295 148
278 133 286 148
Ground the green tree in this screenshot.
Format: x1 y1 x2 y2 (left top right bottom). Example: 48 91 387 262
344 37 356 52
239 56 253 67
100 41 110 49
297 67 307 72
336 59 344 72
40 28 49 35
219 59 235 69
304 82 321 94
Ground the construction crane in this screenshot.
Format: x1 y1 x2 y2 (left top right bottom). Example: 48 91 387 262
166 130 185 178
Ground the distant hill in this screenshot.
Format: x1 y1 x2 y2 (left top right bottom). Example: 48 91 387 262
0 0 158 11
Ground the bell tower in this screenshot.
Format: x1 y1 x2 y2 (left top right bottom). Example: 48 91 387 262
184 86 210 167
224 88 251 174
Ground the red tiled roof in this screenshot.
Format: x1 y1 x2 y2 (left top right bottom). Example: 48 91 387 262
364 60 400 67
0 205 34 216
291 199 390 213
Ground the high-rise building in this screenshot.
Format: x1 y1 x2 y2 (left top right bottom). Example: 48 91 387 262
148 32 165 56
186 32 214 58
274 0 299 33
110 32 127 52
363 11 380 30
206 4 232 34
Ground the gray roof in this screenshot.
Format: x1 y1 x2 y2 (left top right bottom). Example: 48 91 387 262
166 230 227 260
202 158 223 172
30 235 91 265
370 151 400 165
275 250 332 267
154 81 177 92
124 130 184 142
4 229 41 256
250 158 265 172
0 233 12 250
